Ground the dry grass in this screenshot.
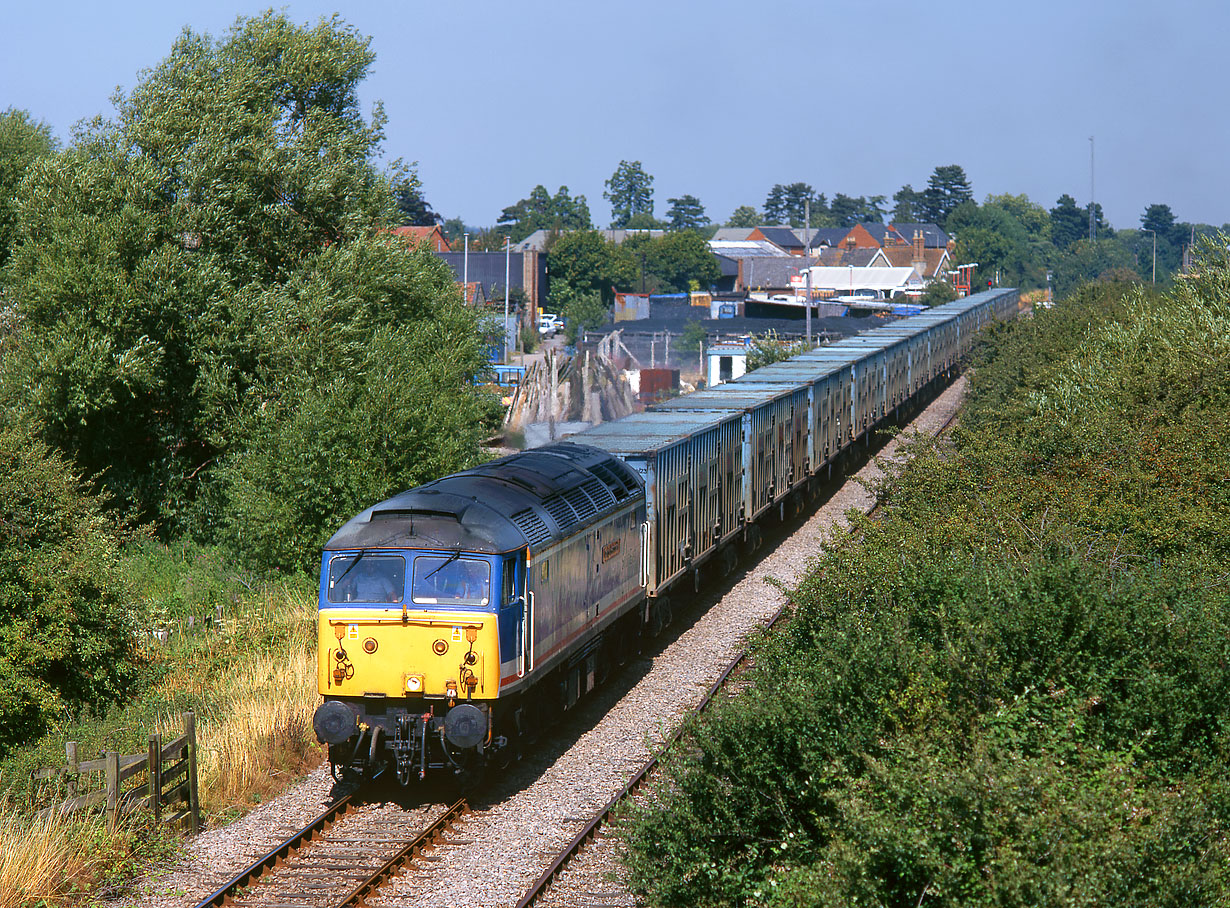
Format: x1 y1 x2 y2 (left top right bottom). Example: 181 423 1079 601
0 584 326 904
159 587 325 815
0 802 105 908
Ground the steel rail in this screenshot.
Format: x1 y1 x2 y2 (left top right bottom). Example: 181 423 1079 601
335 796 470 907
513 603 790 908
193 791 356 908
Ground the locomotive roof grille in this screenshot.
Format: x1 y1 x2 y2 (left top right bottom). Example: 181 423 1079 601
510 508 552 547
543 495 580 533
588 460 638 499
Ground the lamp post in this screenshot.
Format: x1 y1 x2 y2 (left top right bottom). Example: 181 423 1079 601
504 235 511 364
463 233 469 301
1140 228 1156 284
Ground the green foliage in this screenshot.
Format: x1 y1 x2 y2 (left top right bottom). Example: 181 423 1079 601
621 260 1230 905
556 289 609 344
0 108 56 269
625 230 721 293
676 319 708 354
918 279 957 306
497 184 591 242
1050 193 1086 250
746 331 811 371
0 424 139 755
764 183 826 227
725 205 761 228
604 160 654 228
665 194 708 232
0 13 487 567
213 238 490 574
829 191 885 227
891 183 924 222
547 229 636 304
921 163 974 226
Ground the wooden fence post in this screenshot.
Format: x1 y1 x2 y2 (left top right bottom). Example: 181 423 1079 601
148 734 162 826
105 751 120 826
65 742 78 792
184 712 200 834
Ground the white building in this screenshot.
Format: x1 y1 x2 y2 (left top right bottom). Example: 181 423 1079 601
707 341 750 386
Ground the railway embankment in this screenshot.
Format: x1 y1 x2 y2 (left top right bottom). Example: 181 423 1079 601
621 272 1230 905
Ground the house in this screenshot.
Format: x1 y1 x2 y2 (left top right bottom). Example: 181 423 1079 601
799 266 923 300
390 225 451 253
747 226 806 255
869 232 952 282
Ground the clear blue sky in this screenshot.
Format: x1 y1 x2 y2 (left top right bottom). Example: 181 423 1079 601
6 0 1226 231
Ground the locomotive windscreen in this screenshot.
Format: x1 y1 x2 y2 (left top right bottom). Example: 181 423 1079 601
327 553 405 603
410 555 491 607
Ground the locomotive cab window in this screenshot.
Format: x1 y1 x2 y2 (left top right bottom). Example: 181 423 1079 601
327 554 405 603
411 555 491 607
500 555 518 609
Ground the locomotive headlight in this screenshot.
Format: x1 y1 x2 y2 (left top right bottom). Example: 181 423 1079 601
404 674 424 693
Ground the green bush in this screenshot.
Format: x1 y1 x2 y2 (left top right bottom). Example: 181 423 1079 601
0 424 139 755
621 256 1230 905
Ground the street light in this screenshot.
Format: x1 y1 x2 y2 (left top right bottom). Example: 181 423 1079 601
1140 228 1156 284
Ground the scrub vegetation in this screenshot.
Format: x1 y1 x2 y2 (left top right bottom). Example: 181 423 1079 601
0 12 495 904
620 244 1230 905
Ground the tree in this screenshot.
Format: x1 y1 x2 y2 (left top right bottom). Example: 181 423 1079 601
665 194 708 232
949 200 1034 288
604 160 654 228
546 229 636 305
1141 203 1179 244
497 184 591 243
1 12 489 565
764 183 823 226
628 230 721 293
0 423 139 754
830 193 885 228
891 184 924 223
1050 194 1085 251
393 176 440 226
726 205 761 228
921 164 974 226
0 108 56 268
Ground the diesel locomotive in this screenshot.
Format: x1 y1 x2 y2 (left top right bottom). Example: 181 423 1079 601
312 288 1020 784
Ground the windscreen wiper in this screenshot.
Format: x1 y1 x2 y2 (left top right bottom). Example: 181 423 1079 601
334 550 365 585
423 551 461 580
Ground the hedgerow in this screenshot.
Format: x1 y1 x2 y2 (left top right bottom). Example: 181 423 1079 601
620 258 1230 906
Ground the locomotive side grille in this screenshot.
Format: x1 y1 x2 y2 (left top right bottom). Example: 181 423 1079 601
510 508 552 547
543 496 579 533
581 477 616 510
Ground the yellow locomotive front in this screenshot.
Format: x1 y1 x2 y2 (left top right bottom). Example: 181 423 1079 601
313 546 523 784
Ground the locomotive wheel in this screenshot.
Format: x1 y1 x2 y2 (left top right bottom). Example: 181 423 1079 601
646 602 665 637
659 597 674 628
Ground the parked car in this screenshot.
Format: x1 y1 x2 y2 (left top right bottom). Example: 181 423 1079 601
537 313 563 336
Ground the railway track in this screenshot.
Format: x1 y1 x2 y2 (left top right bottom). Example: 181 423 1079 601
173 377 968 908
192 795 466 908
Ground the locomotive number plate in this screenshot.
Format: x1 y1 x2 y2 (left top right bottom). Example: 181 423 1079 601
601 539 621 563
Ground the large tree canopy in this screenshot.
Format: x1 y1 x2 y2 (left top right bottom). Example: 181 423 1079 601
497 184 591 242
1 12 489 568
604 160 655 228
0 108 56 269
